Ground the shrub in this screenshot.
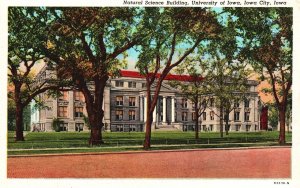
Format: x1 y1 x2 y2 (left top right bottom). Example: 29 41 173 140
52 118 63 132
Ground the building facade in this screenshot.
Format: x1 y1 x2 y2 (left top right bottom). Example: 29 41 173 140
31 66 262 132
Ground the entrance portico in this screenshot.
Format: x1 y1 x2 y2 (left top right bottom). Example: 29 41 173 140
141 94 177 128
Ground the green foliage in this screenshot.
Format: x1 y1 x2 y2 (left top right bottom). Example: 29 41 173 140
7 131 291 155
42 7 142 78
83 115 91 130
268 104 279 129
52 118 63 132
7 98 16 131
136 8 221 74
226 8 292 105
8 98 31 131
23 105 31 131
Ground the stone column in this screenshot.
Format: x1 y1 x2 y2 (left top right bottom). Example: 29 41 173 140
140 96 143 121
69 91 74 120
240 102 245 131
144 96 147 122
153 105 156 122
68 90 75 131
104 87 111 131
102 96 104 122
163 96 166 123
171 97 175 123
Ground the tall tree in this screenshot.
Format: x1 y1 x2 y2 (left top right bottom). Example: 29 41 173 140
136 8 221 149
8 8 62 141
170 61 209 139
40 7 144 145
228 8 292 144
205 58 250 137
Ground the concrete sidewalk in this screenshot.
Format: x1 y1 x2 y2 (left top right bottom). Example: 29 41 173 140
7 147 291 178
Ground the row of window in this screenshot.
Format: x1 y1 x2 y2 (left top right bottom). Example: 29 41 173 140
58 91 252 110
116 96 136 106
59 91 85 101
190 111 251 122
192 111 215 121
115 96 212 108
58 106 84 118
115 124 137 132
55 123 84 132
58 105 251 122
115 110 136 120
183 124 254 132
56 88 253 111
115 81 139 88
199 124 245 132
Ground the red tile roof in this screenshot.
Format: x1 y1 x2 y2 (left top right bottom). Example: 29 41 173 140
120 70 203 82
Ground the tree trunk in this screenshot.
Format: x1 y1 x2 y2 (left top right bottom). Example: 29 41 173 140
195 98 199 139
143 83 155 150
220 106 224 138
143 115 153 150
15 104 24 141
88 114 104 145
225 119 229 135
81 76 107 146
195 116 199 139
278 108 286 145
225 109 230 135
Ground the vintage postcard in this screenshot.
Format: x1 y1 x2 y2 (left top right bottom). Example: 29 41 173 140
1 0 299 188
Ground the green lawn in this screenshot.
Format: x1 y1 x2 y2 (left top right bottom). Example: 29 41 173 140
7 131 292 155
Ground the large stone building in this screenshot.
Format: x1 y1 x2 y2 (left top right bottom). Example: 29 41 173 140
31 65 262 132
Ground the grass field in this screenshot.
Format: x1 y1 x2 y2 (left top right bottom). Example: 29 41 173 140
7 131 292 155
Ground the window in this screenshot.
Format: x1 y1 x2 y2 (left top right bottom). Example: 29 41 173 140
210 111 214 120
234 101 240 108
129 110 136 120
74 91 84 101
75 123 84 132
129 125 136 132
59 91 68 101
234 112 240 121
116 96 123 106
128 82 136 88
58 106 68 117
74 107 83 117
246 124 251 132
59 123 68 131
244 112 250 121
182 98 188 108
224 114 229 121
115 81 124 87
182 112 188 121
192 102 195 108
201 99 207 107
202 112 206 121
226 124 231 131
192 112 196 121
244 99 250 108
129 97 136 106
209 98 214 107
235 124 241 131
142 83 146 88
210 124 214 131
116 110 123 120
202 125 207 131
116 125 123 132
